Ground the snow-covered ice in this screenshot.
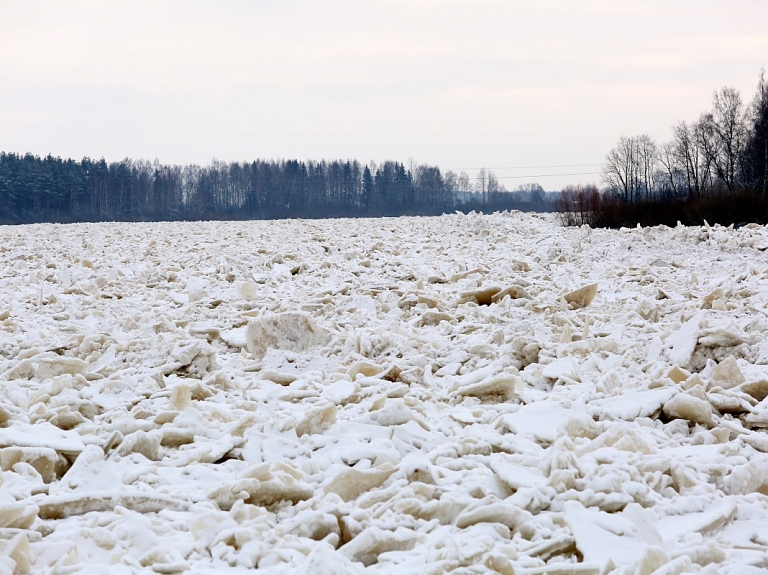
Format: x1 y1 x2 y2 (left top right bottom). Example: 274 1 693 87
1 212 768 573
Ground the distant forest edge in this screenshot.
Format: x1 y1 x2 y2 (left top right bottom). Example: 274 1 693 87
6 69 766 227
560 70 768 227
0 154 557 225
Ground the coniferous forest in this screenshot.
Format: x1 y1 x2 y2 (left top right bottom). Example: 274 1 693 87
0 155 552 225
7 69 765 227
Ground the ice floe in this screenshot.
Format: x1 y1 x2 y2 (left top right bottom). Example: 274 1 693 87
1 212 768 573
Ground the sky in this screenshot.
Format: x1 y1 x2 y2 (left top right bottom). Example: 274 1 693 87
1 0 767 191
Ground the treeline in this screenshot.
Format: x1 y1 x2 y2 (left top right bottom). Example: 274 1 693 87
560 71 768 227
0 155 554 224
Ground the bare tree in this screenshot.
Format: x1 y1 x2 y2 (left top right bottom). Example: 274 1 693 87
487 170 502 194
636 134 657 200
516 182 546 203
658 121 712 200
746 70 768 194
557 183 601 226
457 171 472 193
476 167 488 204
698 87 749 191
602 135 658 203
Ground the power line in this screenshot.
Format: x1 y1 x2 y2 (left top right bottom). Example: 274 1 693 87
447 163 602 171
467 171 601 181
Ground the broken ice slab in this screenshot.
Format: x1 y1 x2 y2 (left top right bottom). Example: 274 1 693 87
0 446 59 483
32 491 190 519
339 525 418 567
245 311 329 359
541 357 581 383
588 388 678 421
35 357 89 380
207 462 313 510
563 283 598 309
564 500 669 573
662 392 714 426
455 494 531 530
709 356 746 390
488 453 546 491
453 373 523 402
0 421 84 455
664 312 705 371
324 462 397 502
499 402 585 443
0 492 38 530
219 326 247 349
656 498 737 541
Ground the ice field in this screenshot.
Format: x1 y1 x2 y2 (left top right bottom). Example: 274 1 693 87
2 212 768 574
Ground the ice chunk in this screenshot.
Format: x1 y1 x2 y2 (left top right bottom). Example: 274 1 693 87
564 500 668 571
0 446 59 483
52 445 121 493
459 285 501 306
245 311 328 359
723 456 768 495
207 463 312 510
346 360 387 379
340 526 417 566
0 492 38 530
455 495 531 530
219 326 247 349
238 280 260 301
418 310 454 326
35 357 88 380
0 533 30 574
489 454 546 491
589 387 677 421
324 463 397 502
453 373 523 402
168 381 193 411
138 546 190 573
541 357 580 383
702 287 725 309
500 402 582 443
115 430 161 461
295 402 337 436
656 498 736 539
709 356 746 390
491 285 532 302
666 311 705 369
666 365 690 384
36 491 189 519
0 422 84 455
564 283 598 308
3 359 36 381
663 392 713 425
740 379 768 402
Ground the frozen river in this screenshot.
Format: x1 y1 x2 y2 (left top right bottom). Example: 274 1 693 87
1 212 768 574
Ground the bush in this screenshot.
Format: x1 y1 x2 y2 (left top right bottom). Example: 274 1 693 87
558 188 768 228
556 184 602 226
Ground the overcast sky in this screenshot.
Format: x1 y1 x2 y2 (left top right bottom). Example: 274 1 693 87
1 1 766 190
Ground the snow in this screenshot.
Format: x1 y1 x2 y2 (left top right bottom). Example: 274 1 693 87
1 212 768 573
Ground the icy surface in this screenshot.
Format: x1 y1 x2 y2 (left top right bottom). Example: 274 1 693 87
1 213 768 573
